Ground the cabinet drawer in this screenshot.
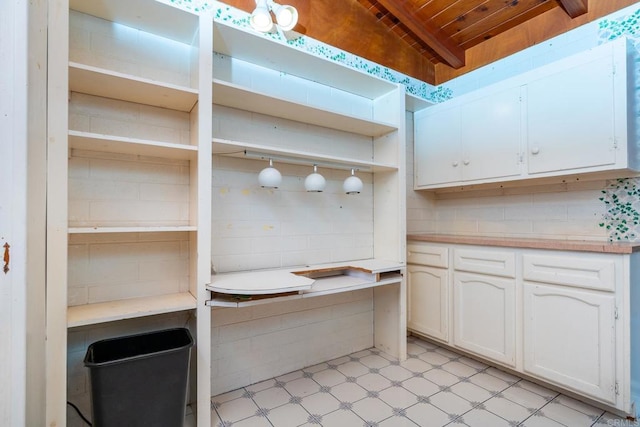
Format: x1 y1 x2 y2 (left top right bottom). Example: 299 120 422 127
522 254 616 291
453 248 515 278
407 244 448 268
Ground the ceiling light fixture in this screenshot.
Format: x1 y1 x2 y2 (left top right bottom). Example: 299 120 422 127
250 0 273 32
258 158 282 188
343 169 363 195
304 164 326 192
250 0 298 33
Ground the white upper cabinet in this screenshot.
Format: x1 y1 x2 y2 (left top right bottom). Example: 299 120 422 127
414 86 522 187
461 86 522 182
414 37 637 190
526 40 627 175
415 103 461 186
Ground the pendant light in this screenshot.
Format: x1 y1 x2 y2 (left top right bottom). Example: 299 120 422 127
343 169 363 195
304 164 326 192
258 158 282 188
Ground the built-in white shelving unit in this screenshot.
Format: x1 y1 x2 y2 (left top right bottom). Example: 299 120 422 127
46 0 212 425
209 19 409 392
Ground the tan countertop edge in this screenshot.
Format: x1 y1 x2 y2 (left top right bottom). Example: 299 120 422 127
407 234 640 254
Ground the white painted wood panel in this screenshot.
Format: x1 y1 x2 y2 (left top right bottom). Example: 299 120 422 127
407 265 449 342
454 248 516 278
213 79 396 137
407 243 449 268
523 283 617 404
527 51 616 174
523 253 616 291
460 86 522 181
1 1 28 421
453 272 516 366
69 63 198 112
414 103 462 186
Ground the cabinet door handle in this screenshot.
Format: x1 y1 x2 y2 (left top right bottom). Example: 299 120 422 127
463 159 470 165
531 147 540 155
452 161 459 167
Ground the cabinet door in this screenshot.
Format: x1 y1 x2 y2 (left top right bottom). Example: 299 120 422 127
461 86 522 181
523 283 617 404
414 104 462 187
453 272 516 366
407 265 449 342
527 54 616 174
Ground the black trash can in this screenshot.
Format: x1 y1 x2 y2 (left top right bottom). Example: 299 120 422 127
84 328 194 427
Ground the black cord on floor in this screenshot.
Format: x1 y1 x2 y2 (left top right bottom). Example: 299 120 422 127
67 401 92 426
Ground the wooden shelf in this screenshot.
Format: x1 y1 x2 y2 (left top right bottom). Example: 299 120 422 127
69 62 198 112
213 22 398 101
70 0 199 45
69 130 198 160
68 226 196 234
212 138 398 172
213 79 397 138
67 292 197 328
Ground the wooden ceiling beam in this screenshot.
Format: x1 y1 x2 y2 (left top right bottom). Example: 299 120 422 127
557 0 588 18
376 0 465 69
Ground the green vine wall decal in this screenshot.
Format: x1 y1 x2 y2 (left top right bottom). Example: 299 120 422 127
600 179 640 241
598 7 640 242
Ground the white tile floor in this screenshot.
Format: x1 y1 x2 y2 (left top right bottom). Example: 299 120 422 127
209 335 634 427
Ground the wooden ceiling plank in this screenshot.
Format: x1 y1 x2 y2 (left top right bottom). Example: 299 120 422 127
445 0 556 44
557 0 588 18
458 1 558 50
376 0 466 68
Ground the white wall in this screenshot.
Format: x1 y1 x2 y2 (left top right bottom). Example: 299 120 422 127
407 3 640 241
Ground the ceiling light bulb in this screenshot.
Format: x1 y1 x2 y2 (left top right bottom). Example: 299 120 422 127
250 0 273 32
258 158 282 188
343 169 363 195
304 165 326 192
271 2 298 31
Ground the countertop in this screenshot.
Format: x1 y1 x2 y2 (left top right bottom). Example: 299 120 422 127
407 234 640 254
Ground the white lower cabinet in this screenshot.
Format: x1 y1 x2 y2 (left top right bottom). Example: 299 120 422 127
453 272 516 367
407 241 638 417
523 283 617 404
407 265 449 342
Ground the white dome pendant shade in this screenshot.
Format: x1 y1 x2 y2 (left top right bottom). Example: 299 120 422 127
258 158 282 188
304 164 326 192
343 169 363 195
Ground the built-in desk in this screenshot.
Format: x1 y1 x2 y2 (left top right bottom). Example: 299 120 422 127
206 259 407 359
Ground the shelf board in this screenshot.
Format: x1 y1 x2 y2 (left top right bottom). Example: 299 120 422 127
69 226 197 234
213 79 396 138
69 130 197 160
69 62 198 112
212 138 398 172
206 259 405 308
68 292 197 328
405 93 435 112
70 0 199 45
206 274 403 308
213 21 398 101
